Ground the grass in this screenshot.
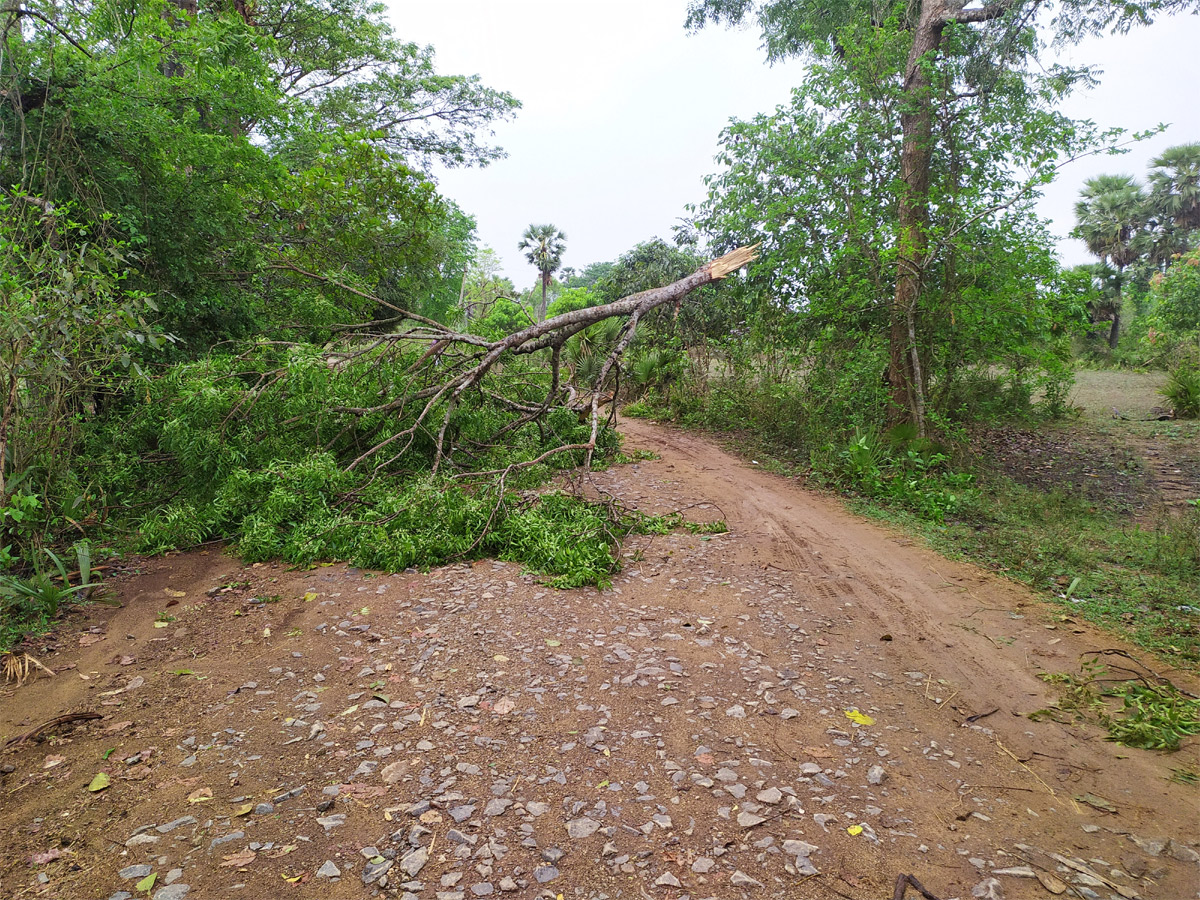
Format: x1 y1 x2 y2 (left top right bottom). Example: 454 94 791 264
850 472 1200 668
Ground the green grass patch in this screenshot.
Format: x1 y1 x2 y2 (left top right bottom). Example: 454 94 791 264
849 474 1200 668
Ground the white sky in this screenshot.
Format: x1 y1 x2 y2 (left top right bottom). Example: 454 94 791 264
392 1 1200 285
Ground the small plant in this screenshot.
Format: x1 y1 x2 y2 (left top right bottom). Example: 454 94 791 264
0 542 100 621
1161 366 1200 418
621 400 655 419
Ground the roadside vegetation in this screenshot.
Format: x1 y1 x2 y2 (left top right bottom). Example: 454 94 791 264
2 0 1199 691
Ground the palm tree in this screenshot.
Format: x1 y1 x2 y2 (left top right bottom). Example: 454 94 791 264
1148 142 1200 232
1073 175 1149 349
518 224 567 321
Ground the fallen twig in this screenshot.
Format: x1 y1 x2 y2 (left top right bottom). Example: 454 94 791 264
893 873 945 900
4 711 102 748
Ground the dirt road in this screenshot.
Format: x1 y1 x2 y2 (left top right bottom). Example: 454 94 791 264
2 419 1197 900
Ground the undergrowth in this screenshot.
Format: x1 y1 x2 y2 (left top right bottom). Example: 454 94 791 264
80 344 665 588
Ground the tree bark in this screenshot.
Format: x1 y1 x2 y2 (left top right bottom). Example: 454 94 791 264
890 2 945 431
890 1 1017 432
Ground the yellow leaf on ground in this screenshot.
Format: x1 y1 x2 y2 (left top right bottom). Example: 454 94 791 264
234 803 254 817
844 709 875 726
87 772 110 792
187 787 213 803
847 824 863 836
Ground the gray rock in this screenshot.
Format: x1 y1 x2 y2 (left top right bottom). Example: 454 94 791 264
533 866 560 883
125 834 159 848
691 856 715 874
1167 840 1200 864
799 763 822 775
725 705 746 718
209 831 244 849
253 803 275 815
316 814 346 830
783 840 820 858
107 893 134 900
755 787 783 804
449 805 475 823
164 869 183 885
866 765 886 785
119 865 152 880
1128 835 1166 857
655 872 682 887
737 811 767 828
362 859 393 885
483 798 512 817
400 847 429 877
316 861 341 878
152 885 190 900
971 878 1004 900
155 816 197 834
565 818 601 839
498 876 518 892
524 801 549 817
730 870 763 887
470 884 494 896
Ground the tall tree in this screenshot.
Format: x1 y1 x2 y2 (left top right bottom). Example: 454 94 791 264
1149 142 1200 232
518 224 567 321
686 0 1200 430
1073 174 1149 347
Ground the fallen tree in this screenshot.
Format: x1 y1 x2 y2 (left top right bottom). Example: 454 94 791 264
291 243 759 476
76 245 759 585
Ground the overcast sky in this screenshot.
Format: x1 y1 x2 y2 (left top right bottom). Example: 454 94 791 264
393 2 1200 286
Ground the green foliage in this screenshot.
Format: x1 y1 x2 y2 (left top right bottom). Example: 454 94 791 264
1161 366 1200 418
474 297 535 340
830 429 976 523
0 198 167 566
0 542 100 649
1153 250 1200 335
546 287 602 319
1038 660 1200 751
79 344 645 588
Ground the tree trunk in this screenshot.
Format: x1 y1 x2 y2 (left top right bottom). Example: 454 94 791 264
1107 309 1121 349
889 2 945 433
539 273 549 322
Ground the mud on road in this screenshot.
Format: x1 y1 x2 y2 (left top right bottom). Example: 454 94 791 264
1 419 1197 900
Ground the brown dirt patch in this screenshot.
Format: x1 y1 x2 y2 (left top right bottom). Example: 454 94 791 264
1 420 1197 900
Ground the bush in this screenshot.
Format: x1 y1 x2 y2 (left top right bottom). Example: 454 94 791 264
1162 366 1200 418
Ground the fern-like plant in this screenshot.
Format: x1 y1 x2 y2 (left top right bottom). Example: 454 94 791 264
1161 366 1200 418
